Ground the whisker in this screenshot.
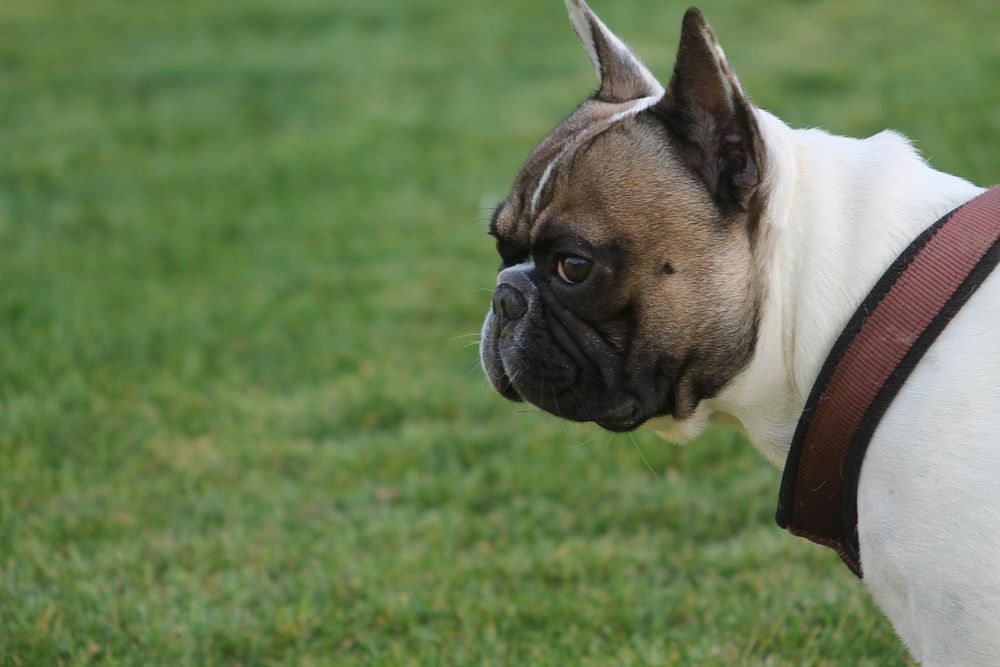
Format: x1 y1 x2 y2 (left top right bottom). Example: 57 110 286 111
628 432 660 480
542 382 566 428
570 386 592 419
566 430 600 449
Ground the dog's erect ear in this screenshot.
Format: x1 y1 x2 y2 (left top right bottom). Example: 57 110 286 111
564 0 664 103
654 8 763 213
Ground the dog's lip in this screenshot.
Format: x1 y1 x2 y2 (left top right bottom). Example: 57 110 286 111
482 313 523 403
595 416 643 432
492 342 523 403
497 372 523 402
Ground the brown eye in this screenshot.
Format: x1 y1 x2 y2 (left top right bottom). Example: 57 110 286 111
555 254 592 284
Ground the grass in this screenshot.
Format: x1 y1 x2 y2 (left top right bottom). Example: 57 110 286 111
1 0 997 664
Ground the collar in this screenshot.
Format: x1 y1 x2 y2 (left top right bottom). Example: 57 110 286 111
776 185 1000 577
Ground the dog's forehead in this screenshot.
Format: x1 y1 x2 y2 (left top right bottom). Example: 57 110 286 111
492 97 660 241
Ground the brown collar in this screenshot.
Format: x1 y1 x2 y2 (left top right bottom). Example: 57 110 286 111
776 186 1000 577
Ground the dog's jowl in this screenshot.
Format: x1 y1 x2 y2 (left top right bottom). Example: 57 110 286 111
479 1 1000 663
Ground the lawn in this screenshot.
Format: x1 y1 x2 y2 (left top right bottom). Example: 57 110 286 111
1 0 998 665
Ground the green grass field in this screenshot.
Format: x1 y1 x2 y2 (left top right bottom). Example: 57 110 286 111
2 0 998 664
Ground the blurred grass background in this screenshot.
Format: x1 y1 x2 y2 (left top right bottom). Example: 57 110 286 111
1 0 998 664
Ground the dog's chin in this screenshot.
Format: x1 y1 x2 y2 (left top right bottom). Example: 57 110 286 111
591 391 675 432
537 393 654 433
506 370 663 433
594 412 646 433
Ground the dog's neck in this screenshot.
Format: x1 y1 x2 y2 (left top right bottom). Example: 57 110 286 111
700 109 983 466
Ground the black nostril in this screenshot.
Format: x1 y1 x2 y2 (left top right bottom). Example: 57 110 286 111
492 283 527 320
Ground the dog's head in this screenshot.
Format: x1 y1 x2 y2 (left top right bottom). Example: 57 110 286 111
480 1 767 432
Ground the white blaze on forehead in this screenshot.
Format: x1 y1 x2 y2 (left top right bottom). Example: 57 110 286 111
529 95 661 218
606 94 660 124
530 147 568 217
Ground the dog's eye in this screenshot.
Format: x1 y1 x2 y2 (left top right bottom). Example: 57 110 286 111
555 254 592 284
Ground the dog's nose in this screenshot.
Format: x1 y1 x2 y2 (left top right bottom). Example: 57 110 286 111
492 283 527 320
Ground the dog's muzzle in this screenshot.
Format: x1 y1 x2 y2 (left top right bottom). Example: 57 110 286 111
480 262 541 403
479 262 650 431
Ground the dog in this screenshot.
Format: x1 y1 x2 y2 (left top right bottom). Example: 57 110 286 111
478 1 1000 663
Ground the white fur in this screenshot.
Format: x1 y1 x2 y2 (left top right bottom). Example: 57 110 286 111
606 94 660 124
531 96 662 218
669 107 999 664
531 152 564 217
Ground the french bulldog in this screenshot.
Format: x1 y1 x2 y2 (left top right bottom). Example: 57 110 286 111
479 1 1000 663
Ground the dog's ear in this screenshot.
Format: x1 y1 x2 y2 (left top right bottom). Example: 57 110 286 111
564 0 664 103
653 8 763 213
